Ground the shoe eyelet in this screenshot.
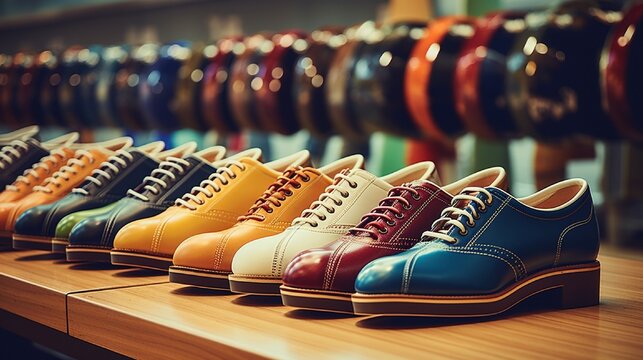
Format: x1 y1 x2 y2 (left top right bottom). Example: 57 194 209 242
286 191 293 196
342 192 349 198
378 228 388 234
467 220 475 227
386 220 395 226
336 200 343 206
328 208 335 214
266 208 273 213
320 215 327 220
402 204 411 210
349 182 358 189
294 183 301 189
395 213 404 219
459 229 468 236
486 198 493 206
479 205 488 213
472 212 480 220
302 176 311 182
412 193 421 200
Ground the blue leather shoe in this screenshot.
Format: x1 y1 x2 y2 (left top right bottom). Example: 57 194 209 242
64 146 227 262
352 178 601 317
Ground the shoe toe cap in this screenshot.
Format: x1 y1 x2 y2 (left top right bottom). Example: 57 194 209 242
231 233 282 276
354 254 408 294
14 205 50 236
68 217 108 247
282 249 332 290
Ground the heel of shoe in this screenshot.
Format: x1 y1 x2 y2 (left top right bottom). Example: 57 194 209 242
558 263 600 309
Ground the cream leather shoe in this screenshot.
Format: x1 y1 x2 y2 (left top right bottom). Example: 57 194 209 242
227 161 440 295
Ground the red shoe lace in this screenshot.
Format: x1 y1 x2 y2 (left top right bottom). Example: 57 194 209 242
349 185 420 239
238 167 311 221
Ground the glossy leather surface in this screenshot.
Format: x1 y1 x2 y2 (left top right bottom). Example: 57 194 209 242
231 162 438 281
112 150 310 259
255 32 306 135
172 155 363 274
0 138 50 190
455 12 526 139
506 1 622 140
15 148 157 238
282 167 507 293
352 23 425 138
66 150 222 249
0 139 132 233
355 181 599 296
0 146 75 203
201 39 239 133
601 3 643 141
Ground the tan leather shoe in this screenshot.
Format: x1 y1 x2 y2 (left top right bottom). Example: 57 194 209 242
0 137 133 244
168 155 365 290
0 132 80 204
110 149 311 271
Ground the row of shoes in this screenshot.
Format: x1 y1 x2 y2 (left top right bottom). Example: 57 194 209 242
0 126 601 317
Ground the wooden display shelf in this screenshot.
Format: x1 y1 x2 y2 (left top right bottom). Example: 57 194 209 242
0 249 167 332
66 255 643 359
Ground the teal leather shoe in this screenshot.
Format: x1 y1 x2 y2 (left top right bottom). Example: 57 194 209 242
352 178 600 317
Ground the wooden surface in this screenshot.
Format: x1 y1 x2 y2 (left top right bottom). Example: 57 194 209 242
0 250 167 332
66 255 643 359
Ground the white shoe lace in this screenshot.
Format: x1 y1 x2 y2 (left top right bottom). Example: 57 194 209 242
293 172 357 227
175 160 246 210
421 187 493 244
72 150 134 195
0 140 29 170
32 150 96 193
128 157 190 202
4 148 67 192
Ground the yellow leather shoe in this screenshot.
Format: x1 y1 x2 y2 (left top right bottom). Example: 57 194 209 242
0 132 80 204
168 155 364 290
110 149 311 271
5 137 133 248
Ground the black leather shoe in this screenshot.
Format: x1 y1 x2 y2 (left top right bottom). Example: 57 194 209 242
12 141 195 251
64 146 226 262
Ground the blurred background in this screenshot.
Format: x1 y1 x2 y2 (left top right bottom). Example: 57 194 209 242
0 0 641 252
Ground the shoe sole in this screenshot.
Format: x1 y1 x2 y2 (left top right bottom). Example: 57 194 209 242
169 266 231 290
280 285 355 314
51 238 69 254
66 246 112 262
12 234 53 251
228 275 282 295
110 251 172 271
351 261 601 317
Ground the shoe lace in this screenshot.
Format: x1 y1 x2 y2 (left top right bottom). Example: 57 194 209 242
421 187 493 244
175 160 246 210
72 149 134 196
349 185 421 239
128 157 190 202
0 140 29 170
237 167 310 222
5 148 68 192
33 150 96 193
293 172 357 227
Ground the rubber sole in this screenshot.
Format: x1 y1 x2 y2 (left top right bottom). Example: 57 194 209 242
12 234 53 251
110 251 172 271
169 266 231 290
351 262 601 317
66 246 112 263
280 285 355 314
51 238 69 254
228 275 282 295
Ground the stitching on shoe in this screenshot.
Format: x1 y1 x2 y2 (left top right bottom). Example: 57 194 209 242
554 205 594 266
465 195 511 247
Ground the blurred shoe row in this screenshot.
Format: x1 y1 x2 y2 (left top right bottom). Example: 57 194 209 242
0 126 600 318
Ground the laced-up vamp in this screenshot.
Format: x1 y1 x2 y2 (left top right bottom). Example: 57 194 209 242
175 160 246 210
421 186 493 244
128 157 190 202
349 185 421 239
0 140 28 170
293 173 357 227
72 150 134 196
238 168 311 222
32 150 97 194
5 149 67 192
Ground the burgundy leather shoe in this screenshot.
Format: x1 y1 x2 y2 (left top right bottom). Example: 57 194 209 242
280 167 507 313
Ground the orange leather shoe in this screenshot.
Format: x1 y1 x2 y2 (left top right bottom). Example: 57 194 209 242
168 155 365 290
0 132 80 204
110 149 312 271
4 137 133 249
